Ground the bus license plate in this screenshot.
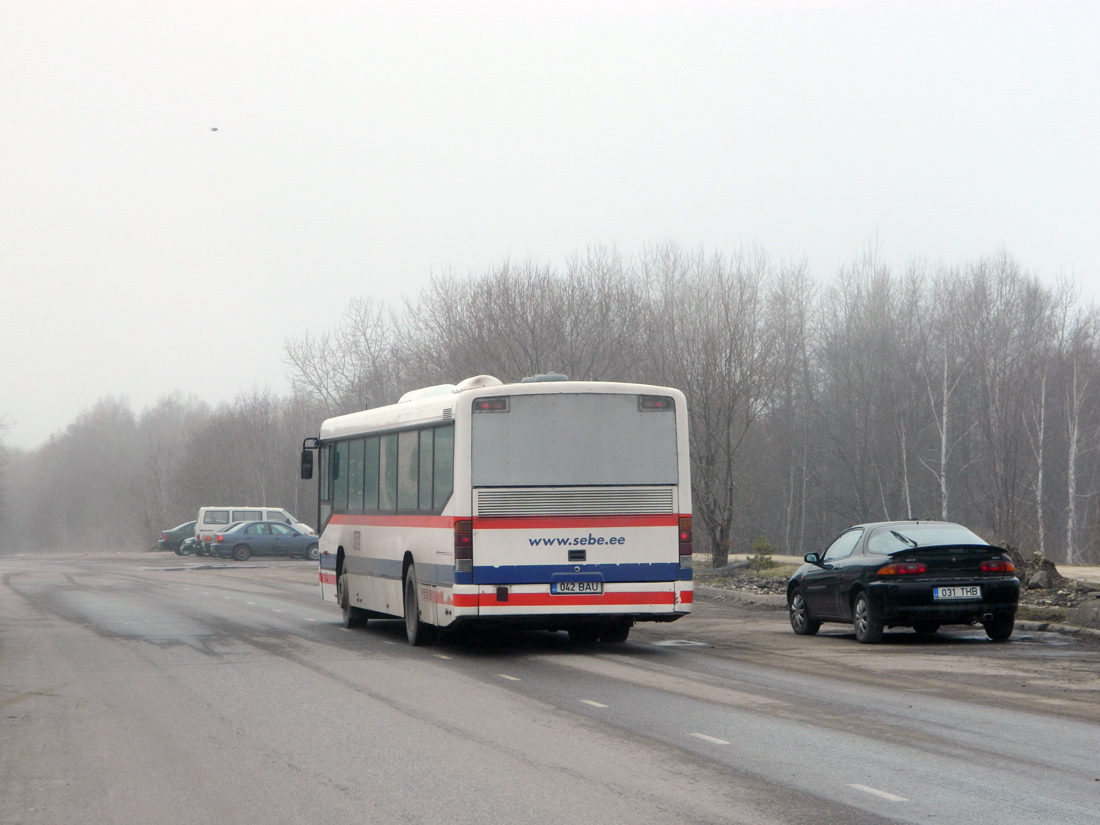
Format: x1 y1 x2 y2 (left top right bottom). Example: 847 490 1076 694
933 586 981 600
552 581 603 595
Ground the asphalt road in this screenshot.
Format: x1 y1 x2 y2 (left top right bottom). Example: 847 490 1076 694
2 553 1099 825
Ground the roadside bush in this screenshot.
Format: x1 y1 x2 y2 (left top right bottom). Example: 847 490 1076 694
748 532 777 570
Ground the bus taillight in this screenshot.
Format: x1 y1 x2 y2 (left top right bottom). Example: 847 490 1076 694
455 519 473 572
679 516 693 568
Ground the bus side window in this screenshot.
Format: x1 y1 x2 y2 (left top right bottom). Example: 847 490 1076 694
319 444 334 530
319 445 332 502
418 428 434 511
397 430 419 511
433 424 454 510
334 441 349 514
379 434 398 511
347 438 365 515
363 436 380 512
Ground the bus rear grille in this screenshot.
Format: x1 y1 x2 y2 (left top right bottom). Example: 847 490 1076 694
475 487 675 517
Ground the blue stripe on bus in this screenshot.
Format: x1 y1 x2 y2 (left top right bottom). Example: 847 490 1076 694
342 555 455 587
472 562 680 585
328 556 690 587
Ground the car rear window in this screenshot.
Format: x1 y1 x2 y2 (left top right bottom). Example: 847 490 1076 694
867 523 989 554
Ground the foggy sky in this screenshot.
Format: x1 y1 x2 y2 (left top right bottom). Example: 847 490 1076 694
3 1 1098 450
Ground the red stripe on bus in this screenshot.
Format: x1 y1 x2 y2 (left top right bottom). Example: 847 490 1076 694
455 592 676 607
474 515 680 530
326 514 686 530
329 514 457 528
320 572 336 585
679 590 693 604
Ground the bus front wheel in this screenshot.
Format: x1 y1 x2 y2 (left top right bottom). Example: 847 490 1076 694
403 565 435 646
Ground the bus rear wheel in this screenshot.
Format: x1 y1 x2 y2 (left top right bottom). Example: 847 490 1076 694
568 625 601 646
338 574 366 628
403 565 435 646
599 622 631 644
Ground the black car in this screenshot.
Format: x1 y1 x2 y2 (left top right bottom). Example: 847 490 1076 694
157 520 197 552
176 536 201 556
209 520 320 562
787 521 1019 643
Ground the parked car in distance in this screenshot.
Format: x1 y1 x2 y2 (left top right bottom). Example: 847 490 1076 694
157 520 197 552
209 520 320 562
194 506 315 556
787 521 1019 643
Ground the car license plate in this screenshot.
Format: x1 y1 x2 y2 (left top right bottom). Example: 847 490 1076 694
551 581 603 595
933 585 981 600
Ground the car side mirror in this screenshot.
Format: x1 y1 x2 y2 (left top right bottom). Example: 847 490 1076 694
804 552 822 565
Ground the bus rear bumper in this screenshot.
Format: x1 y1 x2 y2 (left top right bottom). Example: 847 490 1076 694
449 582 693 619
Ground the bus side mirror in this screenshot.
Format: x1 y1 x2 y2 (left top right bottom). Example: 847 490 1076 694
300 449 314 480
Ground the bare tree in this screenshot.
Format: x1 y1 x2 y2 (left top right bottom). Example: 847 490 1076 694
954 253 1053 547
1052 284 1100 563
641 244 799 565
399 251 645 386
284 297 405 414
914 267 974 522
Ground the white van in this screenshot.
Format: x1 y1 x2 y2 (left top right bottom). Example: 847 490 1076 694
194 506 315 555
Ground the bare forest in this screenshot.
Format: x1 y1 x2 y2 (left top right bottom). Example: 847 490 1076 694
3 246 1100 566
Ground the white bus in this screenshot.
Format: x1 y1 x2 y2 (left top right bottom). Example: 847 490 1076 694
300 374 693 645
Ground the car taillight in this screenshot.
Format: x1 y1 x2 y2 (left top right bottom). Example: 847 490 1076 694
454 519 473 572
981 559 1015 573
679 516 692 569
161 532 168 540
877 562 927 575
215 534 224 542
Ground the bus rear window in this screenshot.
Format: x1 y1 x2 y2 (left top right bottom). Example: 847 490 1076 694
471 393 678 487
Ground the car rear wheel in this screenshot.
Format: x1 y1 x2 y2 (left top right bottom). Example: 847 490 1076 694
788 590 821 636
852 592 883 644
174 544 191 556
913 621 940 635
231 544 251 562
984 613 1014 641
305 544 319 561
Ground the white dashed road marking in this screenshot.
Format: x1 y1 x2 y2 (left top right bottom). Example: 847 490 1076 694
849 784 908 802
579 700 608 708
689 733 730 745
498 674 521 681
